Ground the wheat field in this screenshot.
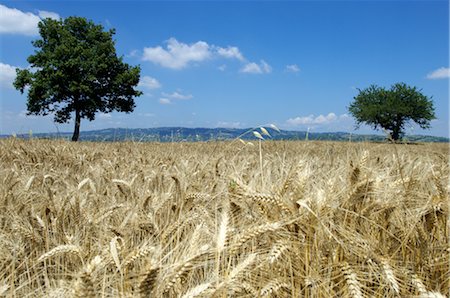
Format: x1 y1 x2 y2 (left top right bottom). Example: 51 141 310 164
0 138 448 297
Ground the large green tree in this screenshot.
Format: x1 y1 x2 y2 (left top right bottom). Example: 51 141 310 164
348 83 436 141
14 17 142 141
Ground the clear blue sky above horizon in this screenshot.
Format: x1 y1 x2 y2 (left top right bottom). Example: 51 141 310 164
1 1 449 137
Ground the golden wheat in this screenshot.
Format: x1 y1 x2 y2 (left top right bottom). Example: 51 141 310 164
0 139 448 297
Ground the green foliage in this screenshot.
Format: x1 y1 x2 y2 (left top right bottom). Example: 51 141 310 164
348 83 436 141
13 16 142 141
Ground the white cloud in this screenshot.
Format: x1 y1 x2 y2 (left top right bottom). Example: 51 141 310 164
139 76 161 89
0 4 59 36
38 10 60 20
217 121 242 128
98 113 112 119
104 19 112 28
426 67 450 79
127 49 139 58
143 38 212 69
261 60 272 73
339 114 350 120
240 60 272 74
138 113 155 117
18 110 43 119
162 91 193 100
1 110 15 121
159 98 172 105
314 113 337 124
18 110 28 118
241 62 261 74
218 64 227 71
142 38 250 70
157 91 192 105
0 62 18 88
286 113 339 126
286 64 300 73
216 46 245 61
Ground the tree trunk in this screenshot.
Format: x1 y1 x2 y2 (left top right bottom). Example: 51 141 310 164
391 126 401 142
72 109 81 142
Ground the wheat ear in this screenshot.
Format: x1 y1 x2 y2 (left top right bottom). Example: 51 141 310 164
123 244 155 268
74 256 102 298
381 259 399 295
261 280 289 297
341 262 363 298
139 267 159 297
213 253 257 294
38 244 81 263
268 240 289 264
163 262 193 294
229 222 282 255
217 206 229 253
180 282 211 298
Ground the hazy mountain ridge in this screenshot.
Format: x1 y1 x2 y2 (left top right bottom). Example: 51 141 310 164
2 127 448 142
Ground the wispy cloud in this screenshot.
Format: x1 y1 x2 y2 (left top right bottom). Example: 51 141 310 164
216 121 243 128
162 91 193 100
127 49 139 58
157 90 193 105
139 76 161 90
426 67 450 80
0 62 18 88
285 64 300 73
159 98 172 105
138 112 155 117
38 10 60 20
104 19 112 28
286 113 349 126
18 110 47 119
97 113 112 119
261 61 272 73
240 60 272 74
216 46 245 61
0 4 59 36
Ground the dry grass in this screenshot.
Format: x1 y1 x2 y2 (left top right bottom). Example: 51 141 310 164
0 138 448 297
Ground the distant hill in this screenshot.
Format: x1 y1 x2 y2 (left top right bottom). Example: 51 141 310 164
2 127 449 142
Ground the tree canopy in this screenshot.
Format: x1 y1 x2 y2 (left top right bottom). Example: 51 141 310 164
348 83 436 141
14 16 142 141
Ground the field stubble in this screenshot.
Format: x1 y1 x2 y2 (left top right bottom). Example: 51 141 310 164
0 139 448 297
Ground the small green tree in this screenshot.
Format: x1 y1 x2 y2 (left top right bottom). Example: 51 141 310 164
348 83 436 141
14 17 142 141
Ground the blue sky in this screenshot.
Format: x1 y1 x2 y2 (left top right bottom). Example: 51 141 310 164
0 1 449 137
